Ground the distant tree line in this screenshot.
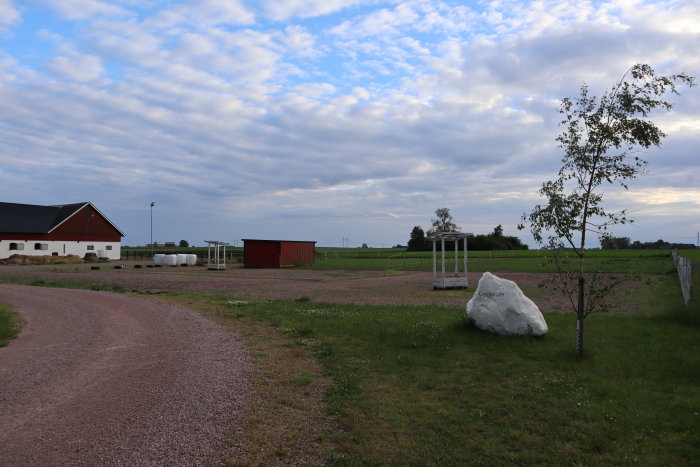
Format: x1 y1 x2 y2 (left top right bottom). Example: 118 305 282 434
407 208 528 251
600 237 696 250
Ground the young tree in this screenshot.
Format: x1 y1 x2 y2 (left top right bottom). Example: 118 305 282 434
178 239 189 248
521 64 694 359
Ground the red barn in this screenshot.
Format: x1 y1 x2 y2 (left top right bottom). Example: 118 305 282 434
243 239 316 268
0 201 124 260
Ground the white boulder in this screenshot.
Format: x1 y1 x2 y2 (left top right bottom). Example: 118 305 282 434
466 272 548 336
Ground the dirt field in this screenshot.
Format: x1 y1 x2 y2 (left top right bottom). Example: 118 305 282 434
0 261 640 312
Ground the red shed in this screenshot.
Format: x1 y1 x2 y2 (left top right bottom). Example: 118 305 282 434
243 239 316 268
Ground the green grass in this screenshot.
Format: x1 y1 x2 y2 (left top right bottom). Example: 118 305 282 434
25 279 126 292
307 249 675 274
0 303 21 346
213 294 700 465
120 245 678 274
677 251 700 310
677 249 700 261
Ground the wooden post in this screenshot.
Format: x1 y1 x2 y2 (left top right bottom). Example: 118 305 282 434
432 238 437 279
464 236 468 287
441 237 446 280
454 237 458 276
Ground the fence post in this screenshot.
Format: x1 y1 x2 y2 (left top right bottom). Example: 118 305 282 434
672 250 692 305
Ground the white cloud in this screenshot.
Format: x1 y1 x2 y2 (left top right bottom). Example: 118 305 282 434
330 3 420 38
279 25 318 58
259 0 365 21
0 0 20 31
39 0 129 20
46 53 104 81
147 0 254 29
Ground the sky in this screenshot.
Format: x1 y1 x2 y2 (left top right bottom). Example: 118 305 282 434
0 0 698 248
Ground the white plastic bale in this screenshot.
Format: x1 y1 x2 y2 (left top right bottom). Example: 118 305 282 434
154 254 165 266
186 254 197 266
164 254 178 266
177 254 187 265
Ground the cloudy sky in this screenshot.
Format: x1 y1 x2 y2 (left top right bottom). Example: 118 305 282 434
1 0 698 248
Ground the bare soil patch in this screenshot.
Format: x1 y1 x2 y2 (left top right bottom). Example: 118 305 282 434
0 261 643 313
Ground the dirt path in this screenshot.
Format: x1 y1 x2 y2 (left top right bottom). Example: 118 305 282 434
0 284 253 466
0 262 553 308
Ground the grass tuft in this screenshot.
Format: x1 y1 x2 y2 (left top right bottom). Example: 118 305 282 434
0 303 21 346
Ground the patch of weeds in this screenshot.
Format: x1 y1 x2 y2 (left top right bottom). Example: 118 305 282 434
85 283 126 293
296 327 314 337
227 300 250 306
298 338 323 350
295 296 312 302
0 303 21 346
291 373 316 387
326 371 360 399
280 326 314 338
413 320 442 340
246 416 261 428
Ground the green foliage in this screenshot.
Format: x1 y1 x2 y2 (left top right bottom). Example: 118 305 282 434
521 63 695 358
409 222 527 252
429 207 457 235
601 236 693 250
468 229 529 251
179 239 189 248
0 303 21 346
601 236 631 249
407 225 428 251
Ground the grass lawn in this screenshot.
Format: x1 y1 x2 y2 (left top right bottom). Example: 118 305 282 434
182 287 699 466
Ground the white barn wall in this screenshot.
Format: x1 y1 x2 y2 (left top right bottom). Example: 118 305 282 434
0 240 121 260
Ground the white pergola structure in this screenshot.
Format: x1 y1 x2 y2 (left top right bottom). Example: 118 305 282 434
429 232 471 289
205 240 229 270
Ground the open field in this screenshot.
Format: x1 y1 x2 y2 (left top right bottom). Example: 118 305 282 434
0 250 698 465
121 246 678 274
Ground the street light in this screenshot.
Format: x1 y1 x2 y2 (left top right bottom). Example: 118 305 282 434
150 202 155 255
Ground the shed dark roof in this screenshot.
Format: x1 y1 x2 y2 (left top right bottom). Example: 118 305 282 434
0 202 124 235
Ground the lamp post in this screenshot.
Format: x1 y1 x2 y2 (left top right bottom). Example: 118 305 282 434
150 202 155 255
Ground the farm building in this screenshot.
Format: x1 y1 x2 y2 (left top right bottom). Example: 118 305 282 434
0 201 124 260
243 239 316 268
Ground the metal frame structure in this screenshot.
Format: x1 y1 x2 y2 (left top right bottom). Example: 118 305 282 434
428 232 471 289
205 240 229 270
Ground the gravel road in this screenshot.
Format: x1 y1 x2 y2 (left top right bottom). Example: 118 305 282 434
0 284 253 466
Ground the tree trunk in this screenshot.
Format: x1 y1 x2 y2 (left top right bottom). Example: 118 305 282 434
576 276 585 359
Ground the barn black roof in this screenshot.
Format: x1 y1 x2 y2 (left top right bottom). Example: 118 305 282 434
0 202 124 235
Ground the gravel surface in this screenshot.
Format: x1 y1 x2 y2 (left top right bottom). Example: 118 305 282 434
0 262 642 312
0 262 558 309
0 284 253 466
